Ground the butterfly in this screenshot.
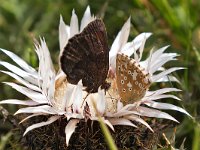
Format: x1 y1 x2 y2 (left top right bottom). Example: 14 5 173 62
116 53 151 104
60 19 110 93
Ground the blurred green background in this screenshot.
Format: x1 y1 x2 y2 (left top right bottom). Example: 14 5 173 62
0 0 199 149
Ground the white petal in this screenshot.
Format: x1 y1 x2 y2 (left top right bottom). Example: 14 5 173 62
0 70 41 92
132 33 152 51
121 32 152 57
103 118 114 131
64 84 77 110
96 88 106 115
70 9 79 37
134 34 146 62
149 46 169 62
111 109 138 118
146 88 181 96
15 105 58 115
80 6 93 32
71 81 84 113
143 94 181 101
23 115 60 136
144 101 192 118
65 112 83 120
135 106 179 122
109 31 121 60
141 46 169 70
35 38 56 103
0 99 38 105
65 119 79 146
19 113 46 124
118 17 131 53
151 67 184 82
117 100 123 111
59 15 69 54
125 115 153 132
4 82 47 103
155 75 180 83
0 61 38 85
0 48 37 74
108 118 137 127
117 103 139 113
149 54 178 74
109 18 131 70
109 18 131 57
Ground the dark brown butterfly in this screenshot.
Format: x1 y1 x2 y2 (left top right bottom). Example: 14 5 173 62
60 19 110 93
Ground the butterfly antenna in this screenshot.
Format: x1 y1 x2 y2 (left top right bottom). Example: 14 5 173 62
81 92 90 108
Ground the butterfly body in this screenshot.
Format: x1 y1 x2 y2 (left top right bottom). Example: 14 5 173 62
60 19 109 93
116 53 151 104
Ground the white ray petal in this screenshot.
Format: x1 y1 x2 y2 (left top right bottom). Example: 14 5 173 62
15 105 58 115
132 33 152 51
103 118 114 131
118 103 139 112
150 55 178 74
135 106 179 122
109 31 121 59
121 32 152 57
4 82 47 103
146 88 181 96
80 6 93 32
65 119 79 146
35 38 56 104
149 46 170 62
72 81 84 113
0 70 41 92
19 113 47 124
111 109 138 118
0 61 38 85
109 18 131 70
144 101 192 117
23 115 60 136
117 100 123 111
125 115 153 132
108 118 137 127
151 67 184 82
0 99 38 105
96 88 106 115
109 18 131 55
59 15 69 55
142 94 181 101
118 17 131 53
70 9 79 37
64 84 77 110
65 112 83 120
134 34 146 62
0 48 37 74
155 75 180 83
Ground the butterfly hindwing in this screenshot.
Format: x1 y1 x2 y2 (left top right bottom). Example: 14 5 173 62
60 19 109 93
116 53 151 104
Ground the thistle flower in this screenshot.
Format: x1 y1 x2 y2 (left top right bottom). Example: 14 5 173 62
0 6 191 147
85 15 192 133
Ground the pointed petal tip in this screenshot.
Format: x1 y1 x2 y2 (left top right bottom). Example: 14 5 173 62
86 5 91 12
72 9 75 14
60 15 63 20
144 32 152 38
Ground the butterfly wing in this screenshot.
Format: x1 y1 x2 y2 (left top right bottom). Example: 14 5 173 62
116 54 151 104
60 19 109 93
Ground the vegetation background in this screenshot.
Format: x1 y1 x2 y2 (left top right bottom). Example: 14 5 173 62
0 0 199 149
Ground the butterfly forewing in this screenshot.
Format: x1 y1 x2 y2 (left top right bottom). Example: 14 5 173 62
60 19 109 93
116 53 151 104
